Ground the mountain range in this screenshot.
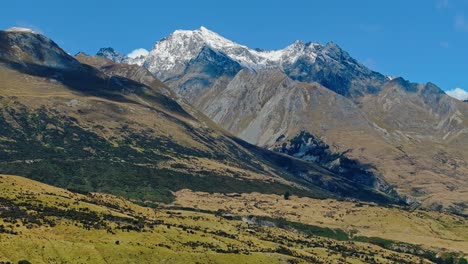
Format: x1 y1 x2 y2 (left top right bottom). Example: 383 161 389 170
98 26 468 215
0 26 467 263
0 27 404 206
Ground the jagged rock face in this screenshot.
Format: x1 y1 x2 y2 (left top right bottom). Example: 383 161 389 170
360 78 467 140
165 46 243 102
271 131 398 197
97 47 128 63
283 42 387 98
142 27 324 82
273 131 347 166
141 27 387 99
198 69 376 147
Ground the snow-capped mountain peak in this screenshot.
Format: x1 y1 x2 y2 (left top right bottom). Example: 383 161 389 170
172 26 242 50
144 26 245 79
143 26 323 81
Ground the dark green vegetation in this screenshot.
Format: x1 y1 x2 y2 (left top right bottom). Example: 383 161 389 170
245 215 467 264
0 191 157 234
0 99 398 204
0 103 311 203
352 236 468 264
246 215 349 241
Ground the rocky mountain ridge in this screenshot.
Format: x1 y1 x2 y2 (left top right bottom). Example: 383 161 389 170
98 27 389 98
96 27 468 214
0 28 403 206
96 47 145 66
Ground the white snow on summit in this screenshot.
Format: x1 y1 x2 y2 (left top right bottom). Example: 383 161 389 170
142 26 322 80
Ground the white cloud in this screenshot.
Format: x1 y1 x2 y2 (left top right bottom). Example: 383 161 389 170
455 15 468 31
446 87 468 101
127 48 149 59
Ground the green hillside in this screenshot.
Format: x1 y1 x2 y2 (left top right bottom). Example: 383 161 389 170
1 175 466 264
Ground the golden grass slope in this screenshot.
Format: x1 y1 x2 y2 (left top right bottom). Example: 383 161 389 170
2 175 464 264
173 190 468 254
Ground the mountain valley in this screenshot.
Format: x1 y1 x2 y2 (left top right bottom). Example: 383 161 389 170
0 25 466 264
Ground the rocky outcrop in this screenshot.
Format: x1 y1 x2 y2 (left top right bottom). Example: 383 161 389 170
271 130 397 197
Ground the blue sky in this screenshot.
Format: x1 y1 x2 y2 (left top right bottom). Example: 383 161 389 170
2 0 468 99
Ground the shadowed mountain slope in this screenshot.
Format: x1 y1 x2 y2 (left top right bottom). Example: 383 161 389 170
0 29 401 205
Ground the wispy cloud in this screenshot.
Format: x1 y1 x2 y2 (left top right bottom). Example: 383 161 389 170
439 41 449 48
127 48 149 59
436 0 449 9
454 15 468 31
446 87 468 101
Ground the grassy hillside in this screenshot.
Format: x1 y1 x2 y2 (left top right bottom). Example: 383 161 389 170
0 64 325 204
0 30 402 205
1 175 466 264
173 190 468 255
